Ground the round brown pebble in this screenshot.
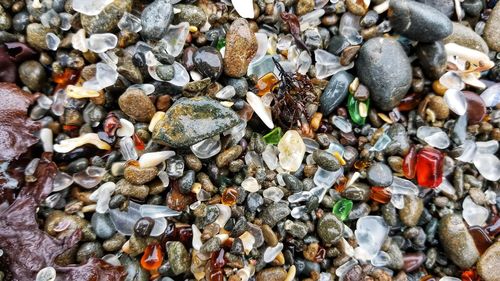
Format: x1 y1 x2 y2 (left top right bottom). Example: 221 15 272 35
118 89 156 122
428 95 450 119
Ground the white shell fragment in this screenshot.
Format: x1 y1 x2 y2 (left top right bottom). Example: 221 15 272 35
138 151 176 168
232 0 254 18
53 133 111 153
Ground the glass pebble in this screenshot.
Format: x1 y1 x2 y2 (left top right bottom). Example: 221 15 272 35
354 216 389 260
72 0 113 16
263 243 283 263
118 12 142 33
140 204 181 218
416 126 450 149
161 22 190 57
45 33 60 51
473 153 500 181
52 171 73 192
369 133 391 152
119 136 138 160
332 116 352 133
444 89 467 115
86 33 118 53
242 177 261 192
191 135 221 159
462 196 489 226
263 186 284 202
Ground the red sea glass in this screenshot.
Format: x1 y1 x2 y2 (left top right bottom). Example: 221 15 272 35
416 147 443 188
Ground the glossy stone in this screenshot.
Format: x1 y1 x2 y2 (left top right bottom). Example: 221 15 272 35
463 91 486 125
320 71 354 116
173 4 206 28
347 94 369 125
317 213 343 244
223 19 257 77
389 0 453 42
415 0 454 17
416 41 447 80
81 0 132 34
356 37 412 111
477 242 500 281
140 243 163 271
416 147 443 188
118 89 156 122
134 217 155 237
332 198 353 221
439 214 480 269
484 3 500 52
444 22 489 53
140 0 173 40
152 97 241 147
403 252 426 272
18 60 46 91
193 46 223 80
367 162 393 187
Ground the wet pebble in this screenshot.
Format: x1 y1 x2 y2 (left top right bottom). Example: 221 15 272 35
140 0 173 40
223 18 257 78
91 212 116 239
193 46 223 80
167 241 191 275
18 60 46 91
173 4 206 28
320 71 354 116
312 150 340 171
124 165 158 185
118 89 156 122
26 23 52 50
367 162 393 187
261 202 291 227
444 22 489 53
399 195 424 227
81 0 132 34
477 242 500 281
76 242 104 264
483 3 500 52
416 41 447 80
133 217 155 237
317 213 343 244
115 179 150 200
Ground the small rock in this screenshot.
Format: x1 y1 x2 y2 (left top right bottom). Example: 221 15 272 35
91 212 116 239
320 71 354 116
81 0 132 34
463 91 486 125
167 241 191 275
26 23 52 50
200 236 221 254
261 202 291 227
115 179 149 200
224 18 257 78
296 0 315 16
428 95 450 119
140 0 173 40
317 213 343 244
367 163 393 187
153 97 241 147
438 214 480 269
261 224 278 247
462 0 483 17
346 0 369 15
342 182 371 201
282 174 304 193
477 242 500 281
133 217 155 237
103 233 127 252
386 241 404 270
416 41 447 80
193 46 223 80
173 4 206 28
312 150 340 171
399 195 424 227
18 60 46 91
286 221 308 239
356 37 412 111
179 170 195 194
389 0 453 42
444 22 489 53
483 3 500 52
124 165 158 185
184 154 202 171
156 64 175 81
415 0 454 17
118 89 156 122
216 145 243 168
76 242 104 264
256 267 287 281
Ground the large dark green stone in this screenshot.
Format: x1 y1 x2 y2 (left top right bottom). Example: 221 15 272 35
152 97 240 147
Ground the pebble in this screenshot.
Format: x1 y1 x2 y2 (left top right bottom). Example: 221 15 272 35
200 236 221 253
463 91 486 125
115 179 150 200
193 46 223 80
317 213 343 244
153 97 241 147
346 0 369 15
173 4 206 28
0 6 11 30
415 0 454 17
91 212 116 239
367 162 393 187
216 145 243 167
356 37 412 111
428 95 450 119
156 64 175 81
342 182 371 201
256 267 287 281
103 233 127 252
26 23 52 50
261 202 291 227
438 214 480 269
223 18 258 78
312 150 340 171
320 71 354 116
296 0 315 16
483 3 500 52
389 0 453 42
261 224 279 247
81 0 132 34
444 22 489 53
179 170 195 194
124 165 158 185
477 242 500 281
140 0 173 40
45 211 96 241
416 41 447 80
286 221 308 239
76 242 104 264
118 89 156 122
167 241 191 275
18 60 46 91
399 195 423 227
133 217 155 237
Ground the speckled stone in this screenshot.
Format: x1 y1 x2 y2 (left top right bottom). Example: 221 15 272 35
167 241 191 275
317 213 343 244
26 23 52 50
320 71 354 116
256 267 287 281
483 3 500 52
80 0 132 34
118 89 156 122
173 4 206 28
115 179 149 200
140 0 173 40
18 60 46 91
223 18 257 78
367 162 393 187
477 242 500 281
124 165 158 185
152 97 241 147
399 195 423 227
261 202 291 227
444 22 489 53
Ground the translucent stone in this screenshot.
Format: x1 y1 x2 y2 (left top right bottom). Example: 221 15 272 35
251 33 268 64
263 243 283 263
332 198 353 221
278 130 306 172
45 33 60 51
59 13 72 31
314 167 343 188
232 0 254 18
197 189 211 201
388 177 419 196
245 151 264 166
311 185 330 202
166 157 184 178
116 118 134 137
473 153 500 181
191 135 221 159
158 171 170 187
439 72 465 90
302 137 319 153
416 126 450 149
277 34 293 51
335 259 358 278
476 140 499 154
36 266 56 281
456 140 477 163
129 84 155 95
247 55 276 78
339 12 361 33
224 120 246 145
139 151 175 168
54 133 111 153
215 85 236 100
436 177 456 196
40 128 53 152
73 167 105 189
52 171 73 192
51 89 66 116
96 62 118 89
291 206 307 219
371 251 391 267
369 133 391 151
149 111 165 132
452 114 467 145
118 12 142 33
296 51 312 75
140 204 182 218
343 27 364 45
247 92 274 129
101 254 121 266
110 202 166 236
391 194 404 209
192 224 202 250
263 186 284 202
262 145 279 170
162 22 190 57
215 204 231 227
72 0 113 16
168 62 190 87
462 196 489 226
480 83 500 107
242 177 261 192
332 116 352 133
24 158 39 182
319 273 332 281
314 49 353 79
91 182 115 214
72 29 88 52
239 232 256 255
119 137 138 160
87 33 117 53
354 216 389 260
299 9 325 29
444 89 467 115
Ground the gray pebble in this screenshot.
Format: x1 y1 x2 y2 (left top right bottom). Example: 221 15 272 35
367 162 393 187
